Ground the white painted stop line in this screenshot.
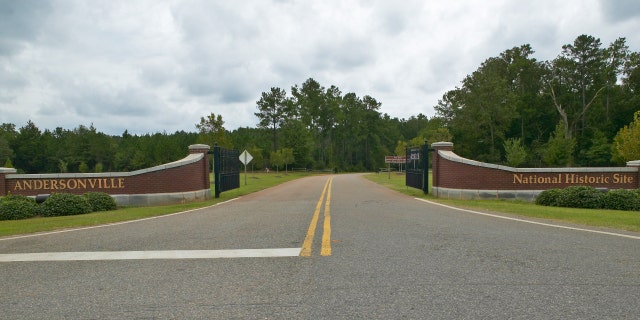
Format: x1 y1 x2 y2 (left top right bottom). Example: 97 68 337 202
0 248 301 262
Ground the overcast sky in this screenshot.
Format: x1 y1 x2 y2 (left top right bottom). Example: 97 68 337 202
1 0 639 136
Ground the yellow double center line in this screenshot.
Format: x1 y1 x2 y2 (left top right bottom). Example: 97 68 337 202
300 176 333 257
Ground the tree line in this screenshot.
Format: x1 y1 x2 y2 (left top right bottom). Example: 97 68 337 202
249 78 451 171
434 35 639 167
0 122 200 174
1 34 639 174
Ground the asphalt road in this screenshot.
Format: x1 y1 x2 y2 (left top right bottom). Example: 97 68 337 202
1 174 639 319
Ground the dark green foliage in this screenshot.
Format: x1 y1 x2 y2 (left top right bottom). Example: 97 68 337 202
602 189 640 211
0 196 39 220
535 189 563 206
537 187 640 211
84 192 117 212
40 193 92 217
4 122 200 174
11 121 47 173
557 186 604 209
0 192 118 220
1 194 33 203
434 36 639 166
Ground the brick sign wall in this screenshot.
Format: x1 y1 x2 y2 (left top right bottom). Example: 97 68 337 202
431 142 640 201
0 144 212 206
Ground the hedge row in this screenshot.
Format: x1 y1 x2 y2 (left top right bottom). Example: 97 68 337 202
536 186 640 211
0 192 117 221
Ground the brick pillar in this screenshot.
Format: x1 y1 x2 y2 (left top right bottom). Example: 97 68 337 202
188 144 211 191
430 142 453 193
627 160 640 189
0 168 17 196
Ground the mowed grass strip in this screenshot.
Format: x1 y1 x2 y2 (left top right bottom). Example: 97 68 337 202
365 172 640 233
0 172 310 237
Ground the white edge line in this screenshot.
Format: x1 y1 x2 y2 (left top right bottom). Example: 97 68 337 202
0 248 302 262
0 198 241 242
415 198 640 240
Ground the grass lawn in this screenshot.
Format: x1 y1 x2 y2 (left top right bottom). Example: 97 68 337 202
365 172 640 233
0 172 312 237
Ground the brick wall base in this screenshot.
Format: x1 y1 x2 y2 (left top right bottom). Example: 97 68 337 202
112 189 210 207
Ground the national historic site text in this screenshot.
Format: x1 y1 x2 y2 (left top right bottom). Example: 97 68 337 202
513 173 634 185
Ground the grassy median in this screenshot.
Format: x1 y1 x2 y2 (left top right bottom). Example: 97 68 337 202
0 172 310 237
365 172 640 233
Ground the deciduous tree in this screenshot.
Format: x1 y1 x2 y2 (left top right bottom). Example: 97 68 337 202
613 111 640 162
196 113 229 148
503 138 527 167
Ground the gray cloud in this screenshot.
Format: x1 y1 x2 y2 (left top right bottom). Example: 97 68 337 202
0 64 28 103
1 0 638 135
599 0 640 22
0 1 52 56
312 37 374 70
67 88 160 118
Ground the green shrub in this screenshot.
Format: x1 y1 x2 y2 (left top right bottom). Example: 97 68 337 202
40 193 92 217
535 189 563 206
557 186 604 209
602 189 640 211
84 192 117 212
0 197 39 220
0 194 33 204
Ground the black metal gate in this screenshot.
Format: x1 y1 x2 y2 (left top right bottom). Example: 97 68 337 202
212 144 240 198
406 142 430 194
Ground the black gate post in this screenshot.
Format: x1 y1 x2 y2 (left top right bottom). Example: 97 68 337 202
422 141 429 194
212 143 240 198
405 141 430 194
213 143 221 198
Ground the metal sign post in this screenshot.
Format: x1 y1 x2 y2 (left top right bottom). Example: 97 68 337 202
384 156 406 179
239 150 253 186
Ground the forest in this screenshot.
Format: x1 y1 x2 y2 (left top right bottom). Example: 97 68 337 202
1 34 639 174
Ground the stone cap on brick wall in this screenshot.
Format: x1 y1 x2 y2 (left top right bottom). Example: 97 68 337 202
0 168 17 174
188 144 210 152
438 149 637 173
431 142 454 149
627 160 640 167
